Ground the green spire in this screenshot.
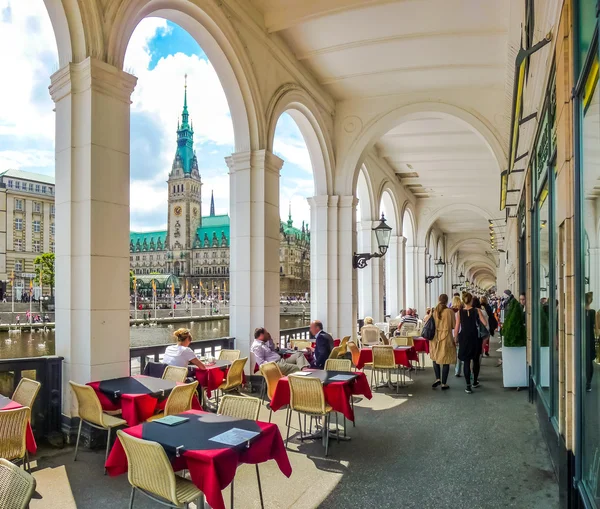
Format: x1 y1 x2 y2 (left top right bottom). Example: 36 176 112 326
175 74 195 174
181 74 190 129
287 201 293 228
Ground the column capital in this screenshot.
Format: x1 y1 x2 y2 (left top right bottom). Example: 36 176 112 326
225 149 283 175
307 195 331 208
338 195 358 209
50 57 137 104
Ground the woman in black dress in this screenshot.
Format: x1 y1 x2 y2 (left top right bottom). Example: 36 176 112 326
453 292 488 394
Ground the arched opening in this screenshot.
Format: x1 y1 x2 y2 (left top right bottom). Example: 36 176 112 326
380 189 400 318
402 206 416 309
273 112 314 323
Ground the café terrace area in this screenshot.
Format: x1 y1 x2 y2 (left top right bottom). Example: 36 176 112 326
0 0 572 508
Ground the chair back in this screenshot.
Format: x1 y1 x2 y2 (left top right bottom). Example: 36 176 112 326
348 341 361 367
0 407 30 463
218 395 261 420
324 359 352 372
361 325 380 346
0 458 36 509
162 365 188 383
12 378 41 410
290 340 311 350
219 349 241 362
393 336 412 347
328 346 342 359
164 381 199 416
372 346 396 369
259 362 283 400
337 336 350 356
399 323 417 335
380 331 390 345
225 358 247 388
288 375 327 415
116 431 178 505
69 381 105 427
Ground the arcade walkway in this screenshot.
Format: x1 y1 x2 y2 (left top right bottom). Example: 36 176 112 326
29 342 557 509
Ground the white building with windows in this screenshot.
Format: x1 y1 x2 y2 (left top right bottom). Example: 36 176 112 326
0 170 55 299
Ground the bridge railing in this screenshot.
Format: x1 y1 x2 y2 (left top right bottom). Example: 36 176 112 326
279 326 311 348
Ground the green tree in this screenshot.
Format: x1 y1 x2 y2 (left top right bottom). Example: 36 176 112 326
130 270 135 292
502 298 527 347
33 253 55 297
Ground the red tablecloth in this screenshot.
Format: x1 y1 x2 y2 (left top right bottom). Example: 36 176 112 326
106 410 292 509
1 400 37 454
356 347 418 370
412 337 430 354
88 376 201 426
269 371 372 421
195 365 226 398
310 339 341 348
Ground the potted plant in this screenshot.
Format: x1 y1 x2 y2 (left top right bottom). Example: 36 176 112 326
502 298 527 387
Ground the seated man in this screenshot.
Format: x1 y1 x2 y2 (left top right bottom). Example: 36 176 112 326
251 327 309 375
400 308 419 326
310 320 334 369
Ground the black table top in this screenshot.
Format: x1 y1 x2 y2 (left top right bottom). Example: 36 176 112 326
98 376 177 401
190 359 231 371
292 370 358 385
142 412 262 455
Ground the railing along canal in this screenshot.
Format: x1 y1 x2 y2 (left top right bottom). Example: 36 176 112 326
279 326 310 348
130 337 236 375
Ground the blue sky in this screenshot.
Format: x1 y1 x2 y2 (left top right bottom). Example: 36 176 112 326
0 5 314 232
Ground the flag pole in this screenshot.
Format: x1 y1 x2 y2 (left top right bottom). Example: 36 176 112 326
133 276 137 321
40 269 43 316
28 277 32 325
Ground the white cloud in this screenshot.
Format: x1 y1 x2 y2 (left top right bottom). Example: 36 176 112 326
0 150 54 171
0 1 57 172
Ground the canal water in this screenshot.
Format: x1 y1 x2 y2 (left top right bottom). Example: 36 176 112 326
0 315 309 360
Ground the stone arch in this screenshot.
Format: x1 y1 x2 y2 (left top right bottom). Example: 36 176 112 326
266 84 333 196
401 202 417 246
107 0 262 152
356 165 377 222
448 237 496 260
43 0 87 65
378 185 400 234
339 101 507 196
417 202 493 246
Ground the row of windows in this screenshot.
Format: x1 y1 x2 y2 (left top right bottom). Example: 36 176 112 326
7 180 54 196
14 199 55 215
14 219 54 234
13 240 54 253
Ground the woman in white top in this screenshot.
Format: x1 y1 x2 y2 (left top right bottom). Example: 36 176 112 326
163 328 207 370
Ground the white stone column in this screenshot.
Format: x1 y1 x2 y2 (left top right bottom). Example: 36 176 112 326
385 235 403 318
371 256 384 322
405 244 416 308
227 150 283 371
416 246 427 314
336 196 358 338
356 219 374 319
50 58 137 416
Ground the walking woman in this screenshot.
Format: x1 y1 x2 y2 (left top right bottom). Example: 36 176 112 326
430 294 456 390
454 293 488 394
451 295 464 377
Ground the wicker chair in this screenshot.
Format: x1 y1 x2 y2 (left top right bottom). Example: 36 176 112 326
328 346 342 359
218 349 241 362
12 378 41 410
380 331 390 345
371 346 399 394
392 336 410 347
324 359 352 371
216 358 247 407
147 381 199 422
360 325 380 346
337 336 350 357
0 408 30 471
290 340 311 350
259 362 284 422
286 375 334 456
0 458 36 509
348 341 370 372
69 381 127 472
162 365 188 383
116 431 204 509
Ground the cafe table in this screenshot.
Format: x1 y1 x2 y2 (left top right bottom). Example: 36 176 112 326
192 359 232 398
0 394 37 454
355 345 418 371
411 337 429 370
88 375 201 426
269 369 372 423
105 409 292 509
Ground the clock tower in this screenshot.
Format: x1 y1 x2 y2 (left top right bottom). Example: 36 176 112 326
167 75 202 276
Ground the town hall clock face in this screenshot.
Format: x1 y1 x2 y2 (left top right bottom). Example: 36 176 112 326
174 206 182 216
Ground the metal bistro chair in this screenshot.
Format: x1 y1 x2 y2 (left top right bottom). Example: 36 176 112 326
218 395 264 509
371 346 400 394
259 362 284 422
324 359 356 428
116 431 204 509
286 375 335 456
348 341 370 372
147 381 199 422
216 358 247 407
12 378 41 410
0 407 31 471
337 336 351 357
0 458 36 509
162 365 188 383
69 381 127 473
219 349 241 362
328 346 342 359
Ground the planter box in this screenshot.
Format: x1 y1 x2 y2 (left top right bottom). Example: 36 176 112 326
540 346 550 388
502 345 527 388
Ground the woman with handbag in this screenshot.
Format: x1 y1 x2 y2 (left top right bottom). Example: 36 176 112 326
429 294 456 390
454 293 488 394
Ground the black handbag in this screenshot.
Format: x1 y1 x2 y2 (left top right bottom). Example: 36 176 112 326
421 317 436 340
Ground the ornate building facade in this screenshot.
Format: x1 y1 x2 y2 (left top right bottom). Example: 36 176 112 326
129 82 310 297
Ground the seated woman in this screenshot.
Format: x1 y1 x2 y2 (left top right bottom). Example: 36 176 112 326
360 316 381 346
163 328 207 370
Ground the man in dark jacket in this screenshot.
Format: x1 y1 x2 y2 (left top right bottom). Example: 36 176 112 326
309 320 333 369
